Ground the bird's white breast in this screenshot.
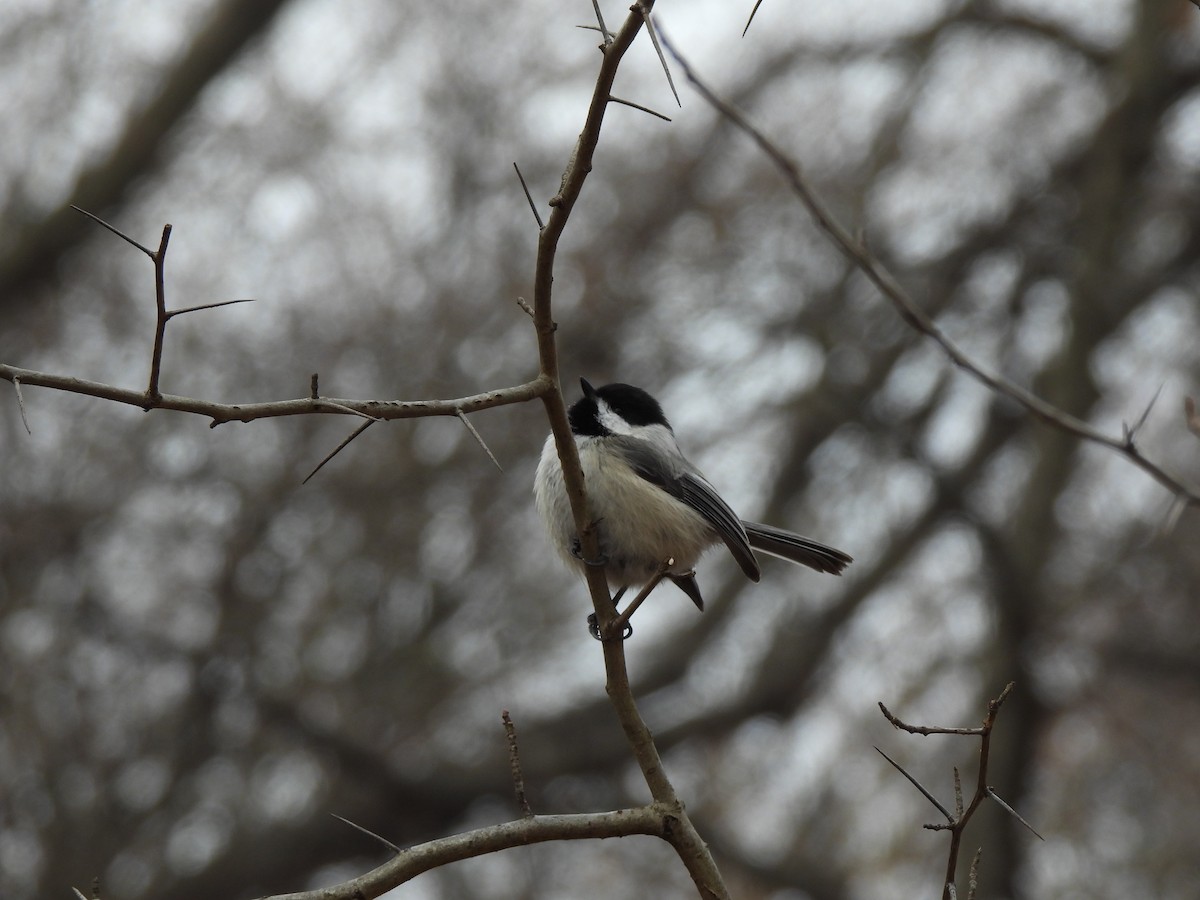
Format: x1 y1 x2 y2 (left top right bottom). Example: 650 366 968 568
535 433 716 588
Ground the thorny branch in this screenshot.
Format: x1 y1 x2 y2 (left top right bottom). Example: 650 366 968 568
528 2 734 896
69 205 255 403
879 684 1041 900
661 35 1200 512
0 362 551 428
2 4 735 900
260 805 675 900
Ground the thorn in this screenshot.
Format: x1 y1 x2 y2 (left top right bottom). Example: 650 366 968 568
313 400 381 422
986 786 1044 840
70 205 155 258
608 95 672 122
742 0 766 37
456 408 503 471
875 746 954 822
590 0 611 43
330 813 401 855
513 162 545 231
303 419 375 484
1128 382 1165 439
165 297 256 320
638 8 681 107
11 376 31 435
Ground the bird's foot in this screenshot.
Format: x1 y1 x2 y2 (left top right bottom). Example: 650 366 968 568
586 586 629 641
587 612 632 641
569 538 608 569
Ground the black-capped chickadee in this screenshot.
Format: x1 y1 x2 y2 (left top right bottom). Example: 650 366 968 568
535 379 852 618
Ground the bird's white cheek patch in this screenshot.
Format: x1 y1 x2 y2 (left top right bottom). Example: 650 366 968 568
595 399 632 435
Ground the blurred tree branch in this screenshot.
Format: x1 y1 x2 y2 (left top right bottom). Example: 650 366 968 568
662 31 1200 513
0 0 294 302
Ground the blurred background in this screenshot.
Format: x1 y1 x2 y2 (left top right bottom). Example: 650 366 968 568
2 1 1199 898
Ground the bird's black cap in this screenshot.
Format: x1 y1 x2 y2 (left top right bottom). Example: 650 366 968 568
568 378 671 435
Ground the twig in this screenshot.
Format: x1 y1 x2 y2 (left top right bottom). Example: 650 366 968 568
966 847 982 900
330 813 401 855
515 296 536 318
456 407 503 471
638 6 681 107
10 376 31 435
660 34 1200 510
69 207 173 403
513 162 544 231
608 94 672 122
607 560 672 640
878 700 987 736
879 684 1034 900
502 710 533 817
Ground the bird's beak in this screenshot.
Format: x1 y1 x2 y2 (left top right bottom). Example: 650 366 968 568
580 377 597 399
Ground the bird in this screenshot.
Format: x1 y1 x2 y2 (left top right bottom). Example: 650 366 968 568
534 378 852 619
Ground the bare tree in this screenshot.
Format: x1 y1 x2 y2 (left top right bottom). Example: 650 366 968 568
2 2 1199 899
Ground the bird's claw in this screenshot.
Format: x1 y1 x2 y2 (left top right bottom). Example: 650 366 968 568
587 612 632 641
569 538 608 569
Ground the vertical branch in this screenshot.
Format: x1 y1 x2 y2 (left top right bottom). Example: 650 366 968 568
533 1 655 640
146 223 173 402
70 207 175 407
530 0 671 794
879 684 1038 900
526 3 731 897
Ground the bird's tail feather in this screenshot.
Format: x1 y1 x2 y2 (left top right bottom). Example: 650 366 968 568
742 521 852 575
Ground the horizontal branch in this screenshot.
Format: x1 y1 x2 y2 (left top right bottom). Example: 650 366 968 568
260 805 673 900
0 364 551 427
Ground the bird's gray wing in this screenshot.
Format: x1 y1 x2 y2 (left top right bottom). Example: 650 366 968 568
609 436 761 582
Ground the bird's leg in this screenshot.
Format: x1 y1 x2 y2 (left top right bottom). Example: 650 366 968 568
604 559 673 641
